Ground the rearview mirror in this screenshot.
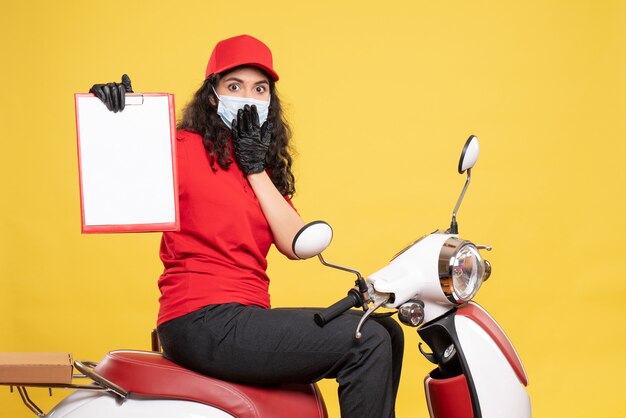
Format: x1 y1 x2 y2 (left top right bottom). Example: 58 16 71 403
458 135 480 174
292 221 333 259
450 135 480 234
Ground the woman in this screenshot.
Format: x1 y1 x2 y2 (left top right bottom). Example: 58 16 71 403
90 34 404 418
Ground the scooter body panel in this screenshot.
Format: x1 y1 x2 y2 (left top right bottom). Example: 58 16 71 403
456 302 527 386
47 391 233 418
420 302 530 418
453 306 531 417
368 233 456 322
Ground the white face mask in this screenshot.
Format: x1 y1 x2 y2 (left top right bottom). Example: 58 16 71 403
212 86 270 128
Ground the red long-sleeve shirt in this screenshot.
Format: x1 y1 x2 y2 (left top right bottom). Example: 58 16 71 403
157 130 291 326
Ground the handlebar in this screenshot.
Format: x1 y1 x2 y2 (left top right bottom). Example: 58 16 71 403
314 289 364 327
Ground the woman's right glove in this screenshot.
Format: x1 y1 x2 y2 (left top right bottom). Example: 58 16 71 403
231 104 273 174
89 74 133 113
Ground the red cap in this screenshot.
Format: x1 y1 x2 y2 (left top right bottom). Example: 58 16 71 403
205 34 279 81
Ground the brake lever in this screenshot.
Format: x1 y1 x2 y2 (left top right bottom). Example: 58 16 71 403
355 297 389 339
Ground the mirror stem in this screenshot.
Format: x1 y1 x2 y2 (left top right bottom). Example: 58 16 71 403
450 169 472 235
317 254 364 281
449 216 459 235
317 254 370 309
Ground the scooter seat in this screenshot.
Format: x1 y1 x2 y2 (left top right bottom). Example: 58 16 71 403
94 350 328 418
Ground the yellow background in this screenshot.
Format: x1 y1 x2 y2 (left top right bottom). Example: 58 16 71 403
1 0 625 417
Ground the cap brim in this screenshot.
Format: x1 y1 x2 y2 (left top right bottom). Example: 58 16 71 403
211 62 279 81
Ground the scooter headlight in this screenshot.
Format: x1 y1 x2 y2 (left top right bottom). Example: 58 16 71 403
438 238 486 304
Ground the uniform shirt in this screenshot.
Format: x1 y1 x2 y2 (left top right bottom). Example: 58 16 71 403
157 130 289 326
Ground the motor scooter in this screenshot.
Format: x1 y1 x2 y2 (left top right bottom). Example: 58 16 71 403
2 135 530 418
294 135 530 418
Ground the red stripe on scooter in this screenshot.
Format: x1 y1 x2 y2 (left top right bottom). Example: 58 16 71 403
457 302 528 386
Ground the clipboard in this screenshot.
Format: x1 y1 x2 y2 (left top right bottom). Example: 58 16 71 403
74 93 179 233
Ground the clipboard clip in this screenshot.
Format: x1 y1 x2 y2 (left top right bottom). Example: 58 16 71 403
125 94 145 106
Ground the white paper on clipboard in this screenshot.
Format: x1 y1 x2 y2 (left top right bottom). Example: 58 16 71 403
74 93 179 233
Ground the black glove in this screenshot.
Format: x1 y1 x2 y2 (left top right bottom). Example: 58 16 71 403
89 74 133 113
231 104 273 174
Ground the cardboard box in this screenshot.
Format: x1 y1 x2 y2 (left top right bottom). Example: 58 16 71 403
0 352 73 385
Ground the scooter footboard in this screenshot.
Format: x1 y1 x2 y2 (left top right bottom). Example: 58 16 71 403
424 373 473 418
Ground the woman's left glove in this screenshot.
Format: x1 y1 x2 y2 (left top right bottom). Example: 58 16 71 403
231 104 273 174
89 74 133 113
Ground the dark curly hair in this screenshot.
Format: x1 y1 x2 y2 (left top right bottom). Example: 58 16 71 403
177 66 295 197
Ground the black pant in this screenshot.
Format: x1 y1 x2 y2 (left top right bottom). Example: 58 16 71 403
158 303 404 418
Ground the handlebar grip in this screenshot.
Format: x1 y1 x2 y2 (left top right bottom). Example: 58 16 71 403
314 290 363 327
